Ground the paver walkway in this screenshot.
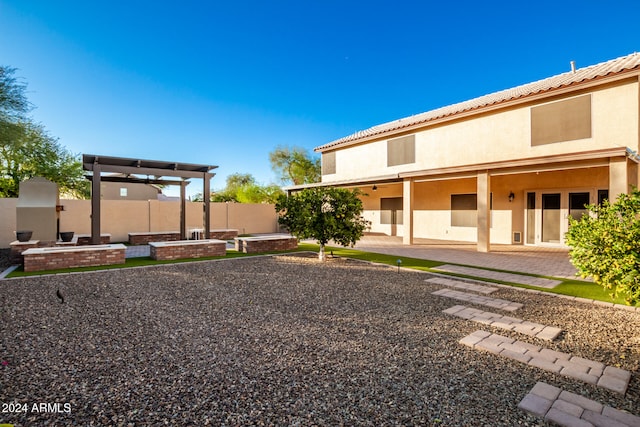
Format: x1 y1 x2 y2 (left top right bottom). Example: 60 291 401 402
460 331 631 394
433 264 562 288
425 276 499 294
518 382 640 426
443 305 562 341
432 288 523 311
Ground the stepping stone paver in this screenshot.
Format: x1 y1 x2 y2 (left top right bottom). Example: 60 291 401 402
519 382 640 426
432 288 523 311
425 276 499 294
434 264 562 288
460 331 631 394
443 305 562 340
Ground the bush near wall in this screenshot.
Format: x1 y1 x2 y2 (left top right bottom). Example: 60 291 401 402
566 188 640 305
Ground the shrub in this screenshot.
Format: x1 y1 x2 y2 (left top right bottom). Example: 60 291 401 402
566 188 640 305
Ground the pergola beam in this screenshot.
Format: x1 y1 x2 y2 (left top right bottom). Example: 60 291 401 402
83 164 209 179
85 176 187 186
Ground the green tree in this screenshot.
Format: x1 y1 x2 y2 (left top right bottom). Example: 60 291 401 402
236 183 283 204
566 188 640 305
1 66 31 171
1 66 31 121
211 173 256 202
205 173 284 203
275 187 370 261
0 120 89 198
269 145 321 185
0 66 89 198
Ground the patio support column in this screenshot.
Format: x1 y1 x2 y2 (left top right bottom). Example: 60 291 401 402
180 180 187 240
91 161 101 245
203 173 211 239
402 178 414 245
629 159 638 189
609 157 629 203
477 170 491 253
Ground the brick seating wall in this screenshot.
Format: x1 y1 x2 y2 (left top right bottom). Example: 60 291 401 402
150 240 226 261
129 232 181 245
10 236 112 264
209 229 239 240
22 245 126 272
76 234 111 245
235 236 298 253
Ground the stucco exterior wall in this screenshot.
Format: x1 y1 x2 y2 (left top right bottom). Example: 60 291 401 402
323 80 639 182
0 198 18 247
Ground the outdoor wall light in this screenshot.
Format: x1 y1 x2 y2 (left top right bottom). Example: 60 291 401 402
508 191 515 202
372 185 378 191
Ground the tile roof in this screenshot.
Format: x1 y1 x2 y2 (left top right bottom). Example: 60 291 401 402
316 52 640 152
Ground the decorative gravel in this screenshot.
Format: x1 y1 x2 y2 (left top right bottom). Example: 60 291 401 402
1 253 638 426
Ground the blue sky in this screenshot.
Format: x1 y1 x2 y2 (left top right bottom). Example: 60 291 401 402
1 0 639 196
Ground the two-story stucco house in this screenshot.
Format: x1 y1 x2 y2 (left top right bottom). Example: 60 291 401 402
290 53 640 252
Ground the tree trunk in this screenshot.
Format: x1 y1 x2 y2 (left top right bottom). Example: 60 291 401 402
318 244 326 262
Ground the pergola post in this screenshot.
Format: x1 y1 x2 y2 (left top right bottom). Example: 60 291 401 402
180 180 187 240
91 161 101 245
204 173 211 239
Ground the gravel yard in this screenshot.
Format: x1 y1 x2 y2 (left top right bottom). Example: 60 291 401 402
1 254 638 426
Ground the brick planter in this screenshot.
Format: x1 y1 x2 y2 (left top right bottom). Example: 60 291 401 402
234 236 298 253
76 234 111 245
209 229 239 240
149 239 227 260
9 240 42 264
22 244 126 272
129 232 181 245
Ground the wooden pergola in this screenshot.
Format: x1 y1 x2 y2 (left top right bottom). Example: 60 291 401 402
83 154 217 245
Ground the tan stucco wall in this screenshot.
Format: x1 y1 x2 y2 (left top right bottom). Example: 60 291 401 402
1 199 279 247
323 80 639 182
0 198 18 246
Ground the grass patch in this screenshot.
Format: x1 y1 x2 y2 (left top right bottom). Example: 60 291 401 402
302 243 635 307
298 243 443 270
6 249 306 278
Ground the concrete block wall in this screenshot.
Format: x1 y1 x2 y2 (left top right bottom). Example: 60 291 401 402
1 199 280 248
